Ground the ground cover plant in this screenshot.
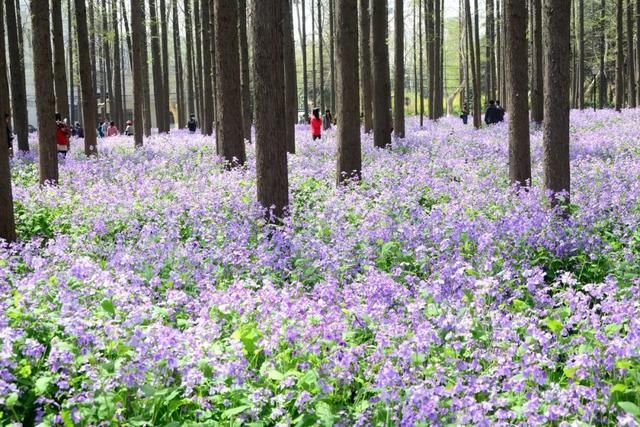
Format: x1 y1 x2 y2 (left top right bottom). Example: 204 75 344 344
1 110 640 426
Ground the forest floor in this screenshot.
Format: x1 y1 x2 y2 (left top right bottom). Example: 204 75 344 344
2 110 640 426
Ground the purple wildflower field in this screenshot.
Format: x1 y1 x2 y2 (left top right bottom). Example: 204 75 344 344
2 110 640 426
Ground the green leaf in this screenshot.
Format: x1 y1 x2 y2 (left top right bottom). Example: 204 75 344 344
101 299 116 317
34 375 52 394
512 299 529 313
141 384 155 397
5 392 18 407
267 370 284 382
545 318 563 334
563 367 578 379
61 409 75 427
618 401 640 416
315 401 335 426
611 384 627 393
222 405 251 419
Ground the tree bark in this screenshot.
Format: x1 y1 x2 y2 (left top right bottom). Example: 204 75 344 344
200 0 213 135
336 0 361 185
599 0 606 109
140 2 151 136
111 0 123 128
160 0 170 130
214 0 245 166
252 1 289 220
487 0 496 101
531 0 543 122
194 0 204 126
51 0 70 120
283 0 297 154
119 0 132 68
101 0 113 122
371 0 391 148
359 0 373 132
74 0 98 155
0 0 15 241
394 0 405 137
299 0 309 118
626 0 636 107
419 0 424 126
172 0 185 128
5 0 29 151
465 0 481 128
238 0 252 142
636 0 640 106
576 0 584 109
426 0 434 119
434 0 442 118
185 0 195 120
413 0 418 115
31 0 59 185
131 0 145 147
318 0 324 111
329 0 336 115
615 0 623 111
543 0 571 206
311 0 316 106
149 0 164 131
505 0 531 186
474 0 482 110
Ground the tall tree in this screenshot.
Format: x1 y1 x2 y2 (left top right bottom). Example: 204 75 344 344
394 0 405 137
214 0 245 166
68 0 74 123
160 0 170 130
577 0 584 109
89 0 96 92
318 0 324 111
371 0 391 148
434 0 442 118
413 0 418 115
131 0 145 147
336 0 361 185
252 1 289 220
426 0 434 119
200 0 213 135
31 0 59 185
626 0 636 107
473 0 482 110
0 0 15 242
359 0 373 132
419 0 424 126
5 0 29 151
283 0 297 154
487 0 496 101
505 0 531 185
75 0 98 155
101 0 113 122
111 0 123 128
615 0 623 111
531 0 543 122
329 0 336 114
299 0 309 119
141 2 152 136
149 0 164 131
543 0 571 206
185 0 195 120
599 0 606 109
636 0 640 106
194 0 204 125
238 0 252 142
172 0 185 128
465 0 481 128
51 0 70 120
311 0 316 106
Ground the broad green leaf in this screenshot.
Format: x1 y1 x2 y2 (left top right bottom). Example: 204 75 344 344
618 401 640 416
101 299 116 317
35 375 52 394
222 405 251 418
545 318 563 334
611 384 627 393
563 367 578 378
267 370 284 382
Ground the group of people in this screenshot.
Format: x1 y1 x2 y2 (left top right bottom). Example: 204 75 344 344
307 108 333 140
97 119 134 138
460 100 505 125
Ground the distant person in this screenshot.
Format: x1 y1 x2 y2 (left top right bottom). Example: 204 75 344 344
323 109 333 130
310 108 322 141
124 120 134 136
107 121 119 137
5 114 13 157
496 100 505 122
460 105 469 125
187 114 197 133
101 119 109 136
74 122 84 138
97 120 105 138
55 113 71 158
484 100 500 125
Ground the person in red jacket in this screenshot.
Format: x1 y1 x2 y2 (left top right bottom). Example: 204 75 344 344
310 108 322 141
55 113 71 158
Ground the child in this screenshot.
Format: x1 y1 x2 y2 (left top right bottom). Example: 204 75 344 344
124 120 134 136
310 108 322 141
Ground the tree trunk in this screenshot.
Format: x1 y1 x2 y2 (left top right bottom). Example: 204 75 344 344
200 0 213 135
160 0 170 130
359 0 373 132
329 0 336 115
505 0 531 186
252 1 288 220
465 0 481 128
131 0 145 147
371 0 391 148
419 0 424 125
599 0 606 109
0 0 15 241
434 0 442 118
51 0 70 120
283 0 297 154
318 0 324 111
426 0 434 119
172 0 185 128
141 2 151 136
615 0 624 111
626 0 636 107
31 0 59 185
474 0 482 110
238 0 252 142
74 0 98 155
336 0 361 185
543 0 571 206
214 0 245 166
5 0 29 151
299 0 309 118
89 0 96 96
184 0 195 120
311 0 316 106
486 0 496 101
413 0 418 115
636 0 640 106
68 0 75 123
394 0 405 137
119 0 132 68
209 1 217 134
149 0 164 131
101 0 113 122
576 0 584 109
111 0 123 129
194 0 204 126
459 0 466 111
531 0 543 122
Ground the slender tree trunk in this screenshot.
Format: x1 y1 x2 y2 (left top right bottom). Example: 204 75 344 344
626 0 636 107
299 0 309 118
172 0 185 128
209 1 217 133
371 0 391 148
577 0 584 109
200 0 213 135
194 0 204 125
599 0 606 109
474 0 482 110
5 0 29 151
185 0 195 119
119 0 132 67
459 0 466 111
615 0 624 111
89 0 96 94
531 0 543 122
329 0 336 115
496 0 503 103
283 0 296 154
413 0 418 115
141 2 151 136
74 0 98 155
465 0 471 110
112 0 123 129
336 0 361 185
160 0 170 129
238 0 252 142
102 0 113 122
0 0 15 241
130 0 144 146
505 0 531 186
312 0 316 106
394 0 405 137
252 1 288 220
434 0 442 118
487 0 496 101
31 0 59 185
636 0 640 106
359 0 373 132
543 0 571 206
68 0 75 123
465 0 481 128
318 0 324 111
52 0 70 120
214 0 245 166
149 0 164 131
426 0 434 119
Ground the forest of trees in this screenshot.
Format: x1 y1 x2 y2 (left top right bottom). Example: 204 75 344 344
0 0 638 240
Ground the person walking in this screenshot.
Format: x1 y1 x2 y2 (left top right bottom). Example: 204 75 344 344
124 120 134 136
495 100 505 122
310 108 322 141
460 105 469 125
106 121 119 137
187 114 197 133
97 120 105 138
55 113 71 158
323 109 333 131
484 100 500 125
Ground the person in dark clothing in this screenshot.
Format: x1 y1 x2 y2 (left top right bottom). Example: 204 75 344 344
187 114 197 133
496 100 505 122
460 105 469 125
6 114 13 157
323 109 333 130
484 100 500 125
